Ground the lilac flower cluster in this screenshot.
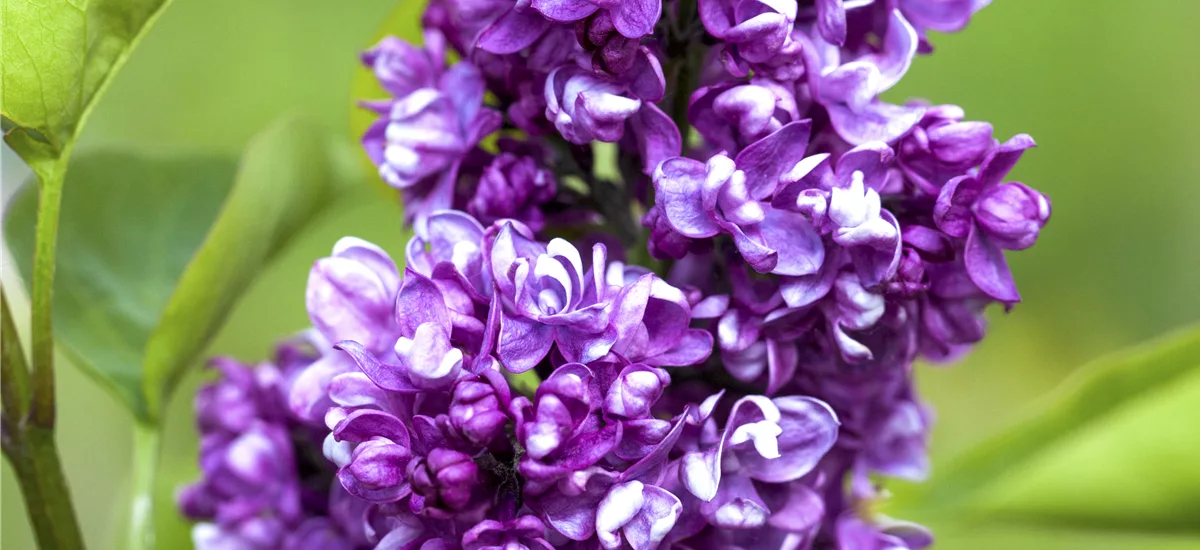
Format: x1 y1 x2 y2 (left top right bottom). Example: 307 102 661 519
177 341 370 549
182 0 1051 548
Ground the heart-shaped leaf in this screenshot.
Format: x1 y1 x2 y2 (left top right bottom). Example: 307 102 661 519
2 0 174 169
4 117 360 422
902 324 1200 533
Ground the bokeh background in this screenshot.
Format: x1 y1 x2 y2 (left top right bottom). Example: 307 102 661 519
3 0 1198 548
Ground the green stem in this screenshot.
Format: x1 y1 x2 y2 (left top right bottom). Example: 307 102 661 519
1 288 33 429
4 427 86 549
1 163 86 549
128 422 161 550
30 163 65 430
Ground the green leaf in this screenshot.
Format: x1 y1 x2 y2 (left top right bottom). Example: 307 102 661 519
140 117 359 418
4 118 359 421
909 324 1200 532
5 154 237 419
1 0 174 170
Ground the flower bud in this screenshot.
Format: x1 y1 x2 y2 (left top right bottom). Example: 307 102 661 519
973 182 1051 250
409 448 479 517
449 373 511 447
338 439 412 503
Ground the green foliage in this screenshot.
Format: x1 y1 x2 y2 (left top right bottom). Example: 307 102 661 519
898 325 1200 540
1 0 174 170
5 154 236 419
4 118 360 422
140 117 360 419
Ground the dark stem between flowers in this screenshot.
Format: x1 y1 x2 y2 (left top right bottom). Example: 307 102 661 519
666 0 702 138
557 141 642 248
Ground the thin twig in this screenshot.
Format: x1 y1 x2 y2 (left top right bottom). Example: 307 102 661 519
1 287 32 430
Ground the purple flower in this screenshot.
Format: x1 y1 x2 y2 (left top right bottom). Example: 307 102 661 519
799 9 926 144
699 0 797 75
410 448 481 517
362 32 445 98
463 515 554 550
468 152 558 231
603 364 669 419
532 0 662 39
179 348 368 549
490 225 619 371
652 122 825 276
544 53 681 173
300 1 1056 547
576 11 643 75
362 35 502 228
306 237 401 353
688 79 801 155
446 369 512 447
332 410 416 503
934 134 1048 301
898 105 995 194
595 480 683 549
681 395 839 504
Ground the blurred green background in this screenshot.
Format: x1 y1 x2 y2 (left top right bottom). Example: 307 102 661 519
2 0 1198 548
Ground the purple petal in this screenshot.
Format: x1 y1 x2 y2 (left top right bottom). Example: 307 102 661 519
759 208 824 276
681 444 724 502
621 410 689 484
816 0 846 45
827 101 925 145
623 484 683 550
978 133 1036 189
836 141 895 190
497 312 555 373
611 0 662 38
335 341 420 393
734 121 813 200
654 158 721 238
333 409 410 445
395 269 451 336
964 226 1020 302
632 104 682 174
767 482 824 534
531 0 600 22
645 329 714 367
477 7 553 54
739 396 839 483
932 175 981 238
724 221 779 273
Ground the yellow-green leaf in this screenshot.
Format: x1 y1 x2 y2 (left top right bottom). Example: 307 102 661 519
1 0 174 170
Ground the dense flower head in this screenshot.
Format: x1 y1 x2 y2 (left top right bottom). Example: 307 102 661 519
178 342 370 549
180 0 1050 548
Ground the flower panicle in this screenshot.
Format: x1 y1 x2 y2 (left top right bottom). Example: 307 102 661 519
181 0 1049 548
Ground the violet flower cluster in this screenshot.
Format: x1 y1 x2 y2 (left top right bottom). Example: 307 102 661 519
177 341 371 549
182 0 1051 548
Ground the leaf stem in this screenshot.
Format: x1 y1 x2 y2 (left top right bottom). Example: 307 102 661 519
128 421 161 550
30 163 66 430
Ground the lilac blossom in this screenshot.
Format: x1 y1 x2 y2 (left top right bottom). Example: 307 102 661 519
179 345 369 549
173 1 1052 547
